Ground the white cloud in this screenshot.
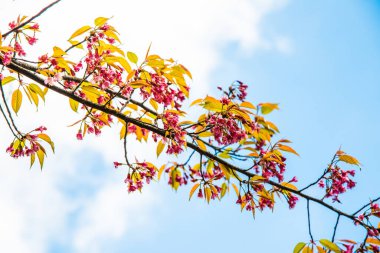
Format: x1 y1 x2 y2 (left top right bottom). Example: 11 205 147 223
73 183 158 253
0 0 289 252
274 36 293 54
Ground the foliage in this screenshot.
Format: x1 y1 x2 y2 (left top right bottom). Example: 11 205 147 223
0 2 379 252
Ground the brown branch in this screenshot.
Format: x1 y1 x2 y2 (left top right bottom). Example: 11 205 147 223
2 0 62 39
2 59 374 233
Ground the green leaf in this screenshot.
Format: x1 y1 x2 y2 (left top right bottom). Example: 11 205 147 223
127 51 138 64
293 242 306 253
319 239 341 253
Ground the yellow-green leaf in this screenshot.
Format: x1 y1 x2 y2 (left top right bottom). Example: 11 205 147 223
316 246 326 253
198 131 213 138
156 140 165 157
1 76 16 85
205 187 212 203
36 149 45 169
119 124 126 140
27 86 39 107
94 17 109 27
281 182 298 191
231 183 239 196
11 89 22 114
189 183 200 200
69 98 79 112
196 139 207 151
190 98 203 107
221 183 228 198
219 163 231 180
127 51 138 64
149 99 158 111
302 246 313 253
30 153 35 168
260 103 279 115
158 165 165 180
240 101 256 110
278 144 299 156
68 25 91 41
339 154 360 165
293 242 306 253
319 239 341 253
367 238 380 246
68 40 84 49
38 133 55 153
52 46 66 57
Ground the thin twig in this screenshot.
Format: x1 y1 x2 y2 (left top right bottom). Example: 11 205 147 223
331 214 340 242
2 0 62 38
300 153 337 192
0 79 22 136
307 200 314 243
353 196 380 216
0 104 18 138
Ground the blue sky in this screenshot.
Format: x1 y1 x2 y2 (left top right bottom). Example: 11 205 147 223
0 0 379 252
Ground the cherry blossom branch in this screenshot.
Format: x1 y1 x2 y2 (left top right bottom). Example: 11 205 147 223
353 196 380 216
2 57 376 236
300 153 337 192
2 0 62 39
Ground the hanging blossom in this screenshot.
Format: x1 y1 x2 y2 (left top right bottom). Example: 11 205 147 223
318 165 356 203
123 162 157 193
207 112 247 145
162 111 186 154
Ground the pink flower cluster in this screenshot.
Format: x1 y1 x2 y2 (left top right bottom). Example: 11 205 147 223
235 80 248 101
252 142 288 183
162 111 186 154
76 113 112 140
149 73 186 109
287 194 299 209
92 66 123 90
208 113 246 145
218 80 248 102
6 126 47 158
166 168 188 187
318 165 356 202
123 162 157 192
236 192 257 210
1 51 13 65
